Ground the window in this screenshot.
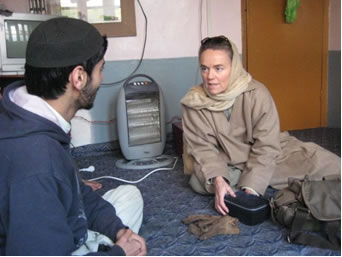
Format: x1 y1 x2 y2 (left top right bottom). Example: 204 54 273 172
59 0 121 24
47 0 136 37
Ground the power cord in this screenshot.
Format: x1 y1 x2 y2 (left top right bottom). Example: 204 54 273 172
86 157 178 184
101 0 148 87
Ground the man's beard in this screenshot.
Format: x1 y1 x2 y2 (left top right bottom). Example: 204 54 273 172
78 80 99 110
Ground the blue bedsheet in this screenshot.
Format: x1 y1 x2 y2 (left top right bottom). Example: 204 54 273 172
74 128 341 255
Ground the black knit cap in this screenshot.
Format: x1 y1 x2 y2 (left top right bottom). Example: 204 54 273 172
26 17 103 68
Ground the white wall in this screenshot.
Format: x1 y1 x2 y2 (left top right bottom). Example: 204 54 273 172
2 0 338 54
0 0 29 12
1 0 242 60
2 0 243 147
71 0 243 146
105 0 242 61
3 0 339 145
329 0 341 51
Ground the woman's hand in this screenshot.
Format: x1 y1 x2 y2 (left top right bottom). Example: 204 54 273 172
116 229 147 256
244 188 254 195
214 176 236 215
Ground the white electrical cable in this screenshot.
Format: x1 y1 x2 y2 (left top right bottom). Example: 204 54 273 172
87 157 178 184
79 165 95 172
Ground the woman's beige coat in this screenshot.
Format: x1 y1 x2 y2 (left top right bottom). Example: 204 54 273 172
182 80 340 195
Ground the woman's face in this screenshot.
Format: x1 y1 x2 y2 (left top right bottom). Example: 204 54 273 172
200 49 232 95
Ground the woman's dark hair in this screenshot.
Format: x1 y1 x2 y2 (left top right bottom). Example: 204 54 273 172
199 35 233 60
25 36 108 100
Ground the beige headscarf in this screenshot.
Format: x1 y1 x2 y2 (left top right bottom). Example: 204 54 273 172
181 39 252 111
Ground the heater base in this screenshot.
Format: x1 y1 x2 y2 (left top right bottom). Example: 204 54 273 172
115 155 174 170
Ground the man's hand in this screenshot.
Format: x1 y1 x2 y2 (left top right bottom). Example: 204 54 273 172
82 179 102 191
214 176 236 215
116 229 147 256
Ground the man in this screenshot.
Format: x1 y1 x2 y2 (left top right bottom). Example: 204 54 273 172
0 17 146 255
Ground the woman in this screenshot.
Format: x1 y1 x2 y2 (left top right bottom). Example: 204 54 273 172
181 36 340 215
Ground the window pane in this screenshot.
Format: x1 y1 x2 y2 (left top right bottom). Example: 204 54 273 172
56 0 121 23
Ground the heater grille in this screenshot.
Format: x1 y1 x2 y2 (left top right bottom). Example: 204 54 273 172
126 97 161 146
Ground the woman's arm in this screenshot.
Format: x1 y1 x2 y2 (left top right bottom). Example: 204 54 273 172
182 105 232 190
238 85 281 195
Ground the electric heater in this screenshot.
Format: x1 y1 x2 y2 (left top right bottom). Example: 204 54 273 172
115 74 173 169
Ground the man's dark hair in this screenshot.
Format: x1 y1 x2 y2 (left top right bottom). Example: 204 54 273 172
25 36 108 100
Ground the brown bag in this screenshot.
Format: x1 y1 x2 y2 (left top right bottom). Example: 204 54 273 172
270 175 341 250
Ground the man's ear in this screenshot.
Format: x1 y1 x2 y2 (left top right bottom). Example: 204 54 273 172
69 65 87 91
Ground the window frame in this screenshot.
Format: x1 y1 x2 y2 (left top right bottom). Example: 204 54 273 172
92 0 136 37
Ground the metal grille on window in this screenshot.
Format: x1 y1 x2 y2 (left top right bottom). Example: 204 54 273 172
29 0 47 14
